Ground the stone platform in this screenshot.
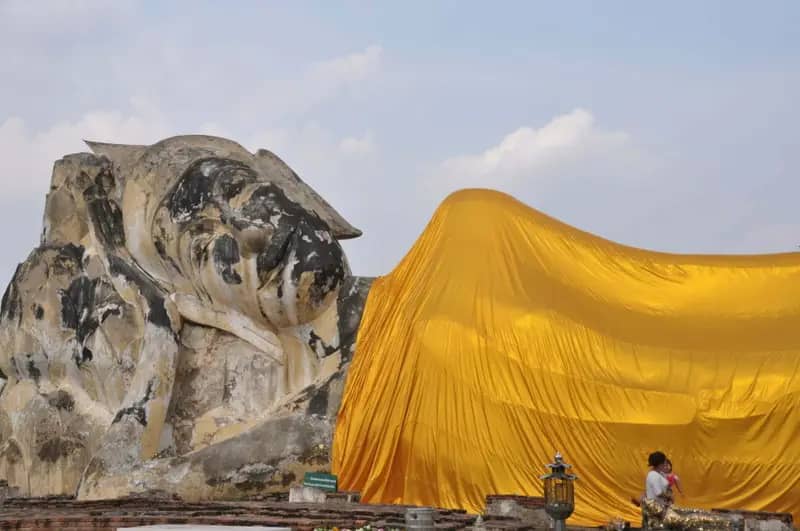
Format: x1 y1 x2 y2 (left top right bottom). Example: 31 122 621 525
119 527 291 531
0 495 535 530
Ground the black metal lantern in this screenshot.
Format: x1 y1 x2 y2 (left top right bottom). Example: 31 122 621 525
541 452 577 531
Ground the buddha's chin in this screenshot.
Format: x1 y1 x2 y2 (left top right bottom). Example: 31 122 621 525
257 276 338 329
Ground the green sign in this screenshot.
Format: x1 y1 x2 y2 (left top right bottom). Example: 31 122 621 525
303 472 338 492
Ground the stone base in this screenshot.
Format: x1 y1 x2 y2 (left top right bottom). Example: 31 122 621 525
288 485 327 503
712 509 794 531
327 491 361 504
485 494 552 529
0 480 20 501
0 495 481 530
119 527 291 531
287 486 361 505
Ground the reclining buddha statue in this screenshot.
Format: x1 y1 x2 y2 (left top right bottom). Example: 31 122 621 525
0 135 372 499
1 135 797 528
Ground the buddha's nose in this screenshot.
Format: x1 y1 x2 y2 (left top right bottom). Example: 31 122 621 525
234 225 273 257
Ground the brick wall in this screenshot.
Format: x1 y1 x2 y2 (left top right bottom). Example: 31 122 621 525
0 495 534 530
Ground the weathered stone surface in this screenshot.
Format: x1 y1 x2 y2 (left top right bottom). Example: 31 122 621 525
485 495 552 530
289 485 327 503
0 495 487 530
0 135 373 500
711 509 794 531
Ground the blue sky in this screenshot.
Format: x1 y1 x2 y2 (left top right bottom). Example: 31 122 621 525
1 0 799 282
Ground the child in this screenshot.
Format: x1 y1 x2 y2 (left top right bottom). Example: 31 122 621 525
663 459 683 496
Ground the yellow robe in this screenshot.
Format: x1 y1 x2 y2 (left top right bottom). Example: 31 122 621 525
333 189 800 525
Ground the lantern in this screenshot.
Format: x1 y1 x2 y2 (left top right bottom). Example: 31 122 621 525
541 452 577 531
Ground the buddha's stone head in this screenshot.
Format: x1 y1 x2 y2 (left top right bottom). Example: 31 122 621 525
89 135 361 330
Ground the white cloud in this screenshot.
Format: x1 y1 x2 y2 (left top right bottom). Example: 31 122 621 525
309 45 383 86
0 40 384 201
0 103 170 197
0 0 134 38
339 132 375 157
436 108 642 186
236 45 384 121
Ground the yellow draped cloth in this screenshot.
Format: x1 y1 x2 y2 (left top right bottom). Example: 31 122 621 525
332 189 800 526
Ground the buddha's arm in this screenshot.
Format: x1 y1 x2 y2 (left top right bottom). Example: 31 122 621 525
74 275 374 500
77 186 184 498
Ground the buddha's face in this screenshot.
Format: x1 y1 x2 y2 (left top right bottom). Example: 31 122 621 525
152 157 347 328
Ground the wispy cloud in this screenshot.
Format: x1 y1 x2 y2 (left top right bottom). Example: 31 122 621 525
0 102 169 197
0 0 134 32
309 45 383 87
241 45 384 120
339 132 375 157
436 109 642 185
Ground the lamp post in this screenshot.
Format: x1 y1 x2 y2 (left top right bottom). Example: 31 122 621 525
541 452 577 531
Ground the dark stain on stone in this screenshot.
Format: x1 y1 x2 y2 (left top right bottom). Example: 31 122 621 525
222 375 234 403
1 439 22 464
212 234 242 285
256 225 294 284
308 330 338 358
112 379 156 426
240 182 307 226
190 236 210 270
51 244 85 275
336 276 374 363
59 276 105 367
94 164 116 192
26 358 41 384
154 238 167 258
147 297 170 329
0 367 6 381
168 158 256 222
108 255 172 329
38 437 82 463
60 276 97 342
84 190 125 249
80 346 93 365
99 305 121 323
0 264 23 322
47 389 75 412
60 273 127 366
306 381 330 417
153 224 185 276
218 171 249 201
288 219 346 294
34 304 44 319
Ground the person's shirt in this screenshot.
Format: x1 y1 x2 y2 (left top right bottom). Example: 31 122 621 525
645 470 670 500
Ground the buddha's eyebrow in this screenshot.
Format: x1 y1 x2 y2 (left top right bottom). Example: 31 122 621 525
168 158 257 222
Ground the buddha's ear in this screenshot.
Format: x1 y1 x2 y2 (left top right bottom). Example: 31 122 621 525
84 140 147 178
